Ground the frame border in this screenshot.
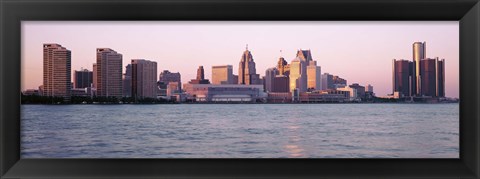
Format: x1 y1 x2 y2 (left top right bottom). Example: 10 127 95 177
1 0 479 178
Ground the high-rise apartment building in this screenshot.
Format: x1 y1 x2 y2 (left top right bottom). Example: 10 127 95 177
212 65 233 84
238 46 260 85
43 43 71 100
96 48 123 98
131 59 158 99
74 69 93 89
123 64 132 97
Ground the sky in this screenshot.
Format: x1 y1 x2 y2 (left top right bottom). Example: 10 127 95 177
21 21 459 98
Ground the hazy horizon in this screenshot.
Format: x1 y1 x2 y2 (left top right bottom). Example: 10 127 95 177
21 21 459 98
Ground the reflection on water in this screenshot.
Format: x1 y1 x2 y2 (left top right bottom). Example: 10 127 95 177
21 103 459 158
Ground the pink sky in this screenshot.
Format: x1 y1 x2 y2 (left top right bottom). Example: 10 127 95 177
21 21 459 98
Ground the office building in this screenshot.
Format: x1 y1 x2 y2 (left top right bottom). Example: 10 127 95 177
307 61 321 91
189 66 210 84
413 42 426 95
289 57 307 93
296 49 313 62
392 59 413 97
277 56 290 76
272 75 290 93
92 63 97 88
420 58 445 97
131 59 157 99
159 70 181 86
321 73 334 90
238 46 260 85
264 68 279 92
43 43 71 100
212 65 233 84
74 69 93 89
96 48 123 98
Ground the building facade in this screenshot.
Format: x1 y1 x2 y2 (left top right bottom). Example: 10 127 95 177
96 48 123 98
307 61 321 91
74 69 93 89
183 84 266 102
264 68 279 92
238 46 260 85
413 41 426 95
212 65 233 84
189 66 210 84
289 57 307 93
131 59 158 99
123 64 132 97
43 44 71 100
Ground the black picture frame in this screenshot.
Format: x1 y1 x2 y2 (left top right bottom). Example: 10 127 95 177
1 0 479 178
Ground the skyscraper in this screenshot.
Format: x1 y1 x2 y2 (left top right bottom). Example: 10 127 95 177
189 66 210 84
420 57 445 97
96 48 123 98
392 59 413 97
123 64 132 97
321 73 334 90
307 61 321 91
289 57 307 93
74 69 93 88
296 49 313 62
92 63 97 88
212 65 233 84
277 56 289 76
413 42 426 95
238 45 260 85
264 68 279 92
43 43 71 100
131 59 157 99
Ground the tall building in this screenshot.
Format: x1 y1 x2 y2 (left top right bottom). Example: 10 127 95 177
272 75 289 92
349 83 366 99
392 42 445 98
277 56 289 76
131 59 158 99
159 70 181 85
96 48 123 98
366 84 374 93
74 69 93 88
212 65 233 84
264 68 279 92
123 64 132 97
307 61 321 91
296 49 313 62
413 42 426 95
321 73 333 90
420 58 445 97
189 66 210 84
392 59 413 97
289 57 307 93
238 45 260 85
92 63 97 88
43 43 71 100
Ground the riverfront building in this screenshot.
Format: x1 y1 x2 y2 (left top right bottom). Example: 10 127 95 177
307 61 322 91
238 46 261 85
212 65 234 84
183 84 266 102
43 43 71 100
123 64 132 97
74 69 93 89
392 42 445 98
264 68 279 92
131 59 157 99
189 66 210 84
289 57 307 93
96 48 123 98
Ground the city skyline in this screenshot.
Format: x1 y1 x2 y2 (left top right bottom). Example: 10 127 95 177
22 21 459 98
